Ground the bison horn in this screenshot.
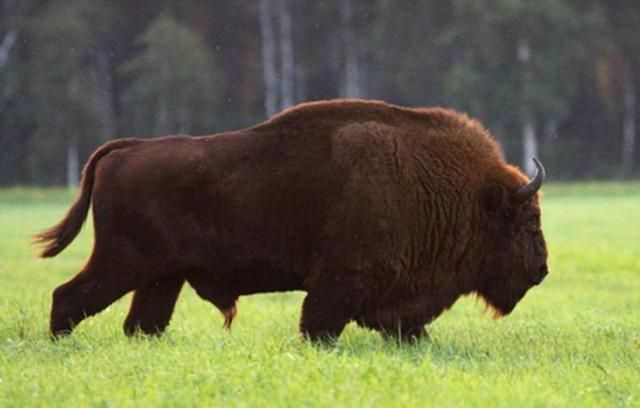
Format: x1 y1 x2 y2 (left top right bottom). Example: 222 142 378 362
514 158 545 203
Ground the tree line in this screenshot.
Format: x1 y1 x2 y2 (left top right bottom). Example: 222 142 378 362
0 0 638 185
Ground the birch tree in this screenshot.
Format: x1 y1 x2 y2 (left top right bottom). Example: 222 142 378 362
340 0 362 98
0 31 15 66
30 0 118 186
518 37 538 176
278 0 295 109
258 0 278 117
621 63 637 179
601 0 640 179
258 0 296 116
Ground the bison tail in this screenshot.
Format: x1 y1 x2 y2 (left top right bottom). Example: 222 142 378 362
34 138 143 258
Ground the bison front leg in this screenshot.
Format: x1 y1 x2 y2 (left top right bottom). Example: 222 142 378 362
123 275 184 336
356 309 430 344
300 275 364 343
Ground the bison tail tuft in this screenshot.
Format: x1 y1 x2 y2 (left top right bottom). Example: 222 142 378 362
34 138 143 258
33 192 92 258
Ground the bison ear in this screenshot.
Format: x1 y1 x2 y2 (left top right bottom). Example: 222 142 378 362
481 184 509 218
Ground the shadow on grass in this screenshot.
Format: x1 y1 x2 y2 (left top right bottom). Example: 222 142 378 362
303 328 496 367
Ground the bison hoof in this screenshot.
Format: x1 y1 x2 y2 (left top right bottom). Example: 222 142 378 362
49 329 73 341
123 323 165 337
300 328 342 345
49 316 77 339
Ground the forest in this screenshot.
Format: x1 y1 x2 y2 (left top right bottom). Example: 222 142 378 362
0 0 638 185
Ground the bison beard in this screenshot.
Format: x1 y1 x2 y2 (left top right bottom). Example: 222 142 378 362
35 99 549 343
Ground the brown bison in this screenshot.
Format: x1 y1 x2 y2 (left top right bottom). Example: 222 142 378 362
37 99 548 342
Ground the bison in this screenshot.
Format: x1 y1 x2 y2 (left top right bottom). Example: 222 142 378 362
37 99 548 342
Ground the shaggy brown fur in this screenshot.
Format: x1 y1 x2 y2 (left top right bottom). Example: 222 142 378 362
36 99 548 342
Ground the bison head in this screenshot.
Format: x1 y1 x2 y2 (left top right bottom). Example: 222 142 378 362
477 158 548 317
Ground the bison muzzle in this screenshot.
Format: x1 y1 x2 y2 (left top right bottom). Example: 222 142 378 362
36 99 548 342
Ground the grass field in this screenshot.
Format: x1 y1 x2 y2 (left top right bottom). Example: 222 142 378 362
1 184 639 407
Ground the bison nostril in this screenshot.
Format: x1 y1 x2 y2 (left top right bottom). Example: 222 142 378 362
530 266 549 285
539 266 549 278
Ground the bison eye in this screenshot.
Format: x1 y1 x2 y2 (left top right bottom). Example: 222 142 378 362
528 217 539 231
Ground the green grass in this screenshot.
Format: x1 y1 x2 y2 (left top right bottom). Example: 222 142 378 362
1 184 639 407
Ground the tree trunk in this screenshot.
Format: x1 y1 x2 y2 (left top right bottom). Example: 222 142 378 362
278 0 295 110
518 37 538 176
295 64 306 102
258 0 278 117
542 117 557 170
0 30 16 66
96 47 116 141
341 0 362 98
543 118 558 148
621 63 636 179
66 141 79 189
154 66 170 134
155 90 169 135
522 113 538 176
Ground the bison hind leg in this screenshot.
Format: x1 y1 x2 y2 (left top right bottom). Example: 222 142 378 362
50 257 137 338
123 274 185 337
